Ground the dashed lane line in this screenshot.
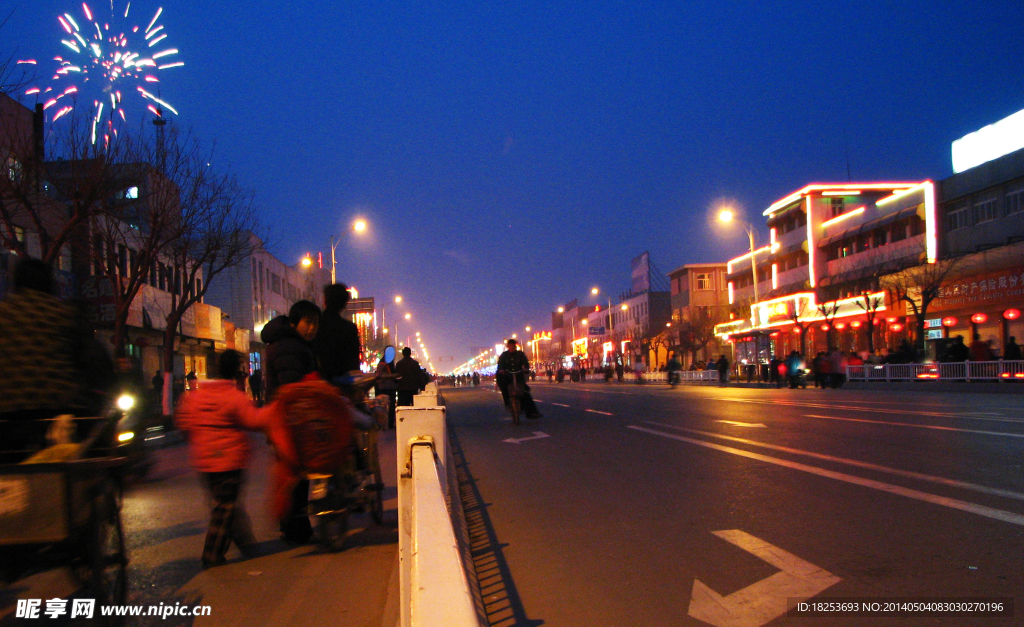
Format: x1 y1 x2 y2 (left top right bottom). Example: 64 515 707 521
586 409 614 416
644 422 1024 503
627 425 1024 527
552 403 571 407
803 414 1024 438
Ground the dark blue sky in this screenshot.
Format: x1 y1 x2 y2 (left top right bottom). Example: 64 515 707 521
10 0 1024 367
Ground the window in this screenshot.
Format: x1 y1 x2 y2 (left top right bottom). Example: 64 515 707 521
972 191 999 224
1006 183 1024 216
125 186 139 199
271 273 282 295
946 200 969 232
696 273 712 290
831 197 844 217
6 156 22 182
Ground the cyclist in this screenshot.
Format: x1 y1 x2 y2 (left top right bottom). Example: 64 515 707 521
495 339 542 419
667 352 682 387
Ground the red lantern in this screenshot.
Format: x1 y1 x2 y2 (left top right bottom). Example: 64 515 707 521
791 326 802 334
820 324 830 331
850 321 862 329
971 313 988 324
834 322 847 330
886 316 899 323
889 323 904 332
941 317 957 327
1004 309 1021 320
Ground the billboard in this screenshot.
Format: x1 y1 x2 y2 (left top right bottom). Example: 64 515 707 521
631 252 651 294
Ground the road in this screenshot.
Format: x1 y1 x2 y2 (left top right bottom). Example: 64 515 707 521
446 381 1024 627
1 433 399 627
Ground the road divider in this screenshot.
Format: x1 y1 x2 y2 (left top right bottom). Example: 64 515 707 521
396 389 484 627
627 425 1024 526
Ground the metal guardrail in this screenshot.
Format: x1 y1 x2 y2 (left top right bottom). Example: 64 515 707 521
847 360 1024 382
578 370 719 383
396 387 481 627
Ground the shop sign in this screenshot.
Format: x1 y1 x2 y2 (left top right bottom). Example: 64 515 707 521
81 276 116 324
572 338 588 358
925 329 944 340
923 318 943 329
931 266 1024 312
588 326 605 336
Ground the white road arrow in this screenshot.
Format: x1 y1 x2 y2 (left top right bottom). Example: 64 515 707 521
502 431 551 444
714 420 767 428
688 529 840 627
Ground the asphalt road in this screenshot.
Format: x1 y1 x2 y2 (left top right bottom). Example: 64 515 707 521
446 381 1024 627
1 433 399 627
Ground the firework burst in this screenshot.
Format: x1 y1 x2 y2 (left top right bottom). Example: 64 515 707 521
21 1 184 145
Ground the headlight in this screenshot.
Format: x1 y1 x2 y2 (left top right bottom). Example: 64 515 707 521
117 431 135 443
116 394 135 411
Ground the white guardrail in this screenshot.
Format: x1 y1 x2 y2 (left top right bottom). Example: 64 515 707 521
847 360 1024 382
579 370 719 383
395 383 482 627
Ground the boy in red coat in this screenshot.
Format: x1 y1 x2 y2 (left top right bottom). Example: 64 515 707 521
176 350 268 568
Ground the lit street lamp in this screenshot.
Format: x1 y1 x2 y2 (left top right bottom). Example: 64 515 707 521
329 219 368 284
719 208 760 305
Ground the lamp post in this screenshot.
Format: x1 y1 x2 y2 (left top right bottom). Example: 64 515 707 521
718 209 759 306
329 219 367 284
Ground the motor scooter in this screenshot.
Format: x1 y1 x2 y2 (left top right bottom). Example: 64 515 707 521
306 373 386 551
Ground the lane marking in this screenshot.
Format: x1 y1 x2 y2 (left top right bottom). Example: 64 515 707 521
708 397 1024 424
586 409 614 416
503 431 550 444
688 529 840 627
627 425 1024 526
552 403 570 407
803 414 1024 439
715 420 767 428
644 422 1024 503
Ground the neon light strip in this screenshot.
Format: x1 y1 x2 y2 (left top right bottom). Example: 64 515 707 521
924 181 937 263
772 264 778 290
728 282 734 305
822 190 861 196
726 245 770 274
764 183 920 215
820 207 865 228
876 186 921 206
806 197 816 288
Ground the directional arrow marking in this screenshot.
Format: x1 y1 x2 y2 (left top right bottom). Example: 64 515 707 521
502 431 550 444
688 529 840 627
715 420 767 428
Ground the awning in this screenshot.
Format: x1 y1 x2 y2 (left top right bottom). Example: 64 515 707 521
818 206 922 248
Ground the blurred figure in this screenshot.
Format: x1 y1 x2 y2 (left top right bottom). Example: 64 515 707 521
375 346 398 429
1005 336 1022 361
394 347 423 407
175 350 266 569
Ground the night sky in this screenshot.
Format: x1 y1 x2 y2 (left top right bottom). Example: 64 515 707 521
8 0 1024 368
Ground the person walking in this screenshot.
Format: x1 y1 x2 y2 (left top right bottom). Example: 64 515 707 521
249 368 264 407
175 350 266 569
394 347 423 407
716 354 730 385
970 333 993 361
375 346 399 429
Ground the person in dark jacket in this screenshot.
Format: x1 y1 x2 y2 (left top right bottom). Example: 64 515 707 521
716 354 730 385
259 299 320 544
496 339 542 418
261 300 321 400
394 347 423 407
311 284 362 384
1005 336 1022 361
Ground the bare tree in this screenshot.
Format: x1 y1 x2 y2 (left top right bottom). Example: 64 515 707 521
157 131 260 413
0 10 34 97
855 291 884 354
786 297 815 357
880 251 966 352
815 298 841 350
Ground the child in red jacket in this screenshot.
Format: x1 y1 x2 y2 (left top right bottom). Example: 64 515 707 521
176 350 268 568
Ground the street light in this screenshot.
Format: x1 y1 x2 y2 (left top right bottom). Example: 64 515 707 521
329 219 368 284
719 208 760 305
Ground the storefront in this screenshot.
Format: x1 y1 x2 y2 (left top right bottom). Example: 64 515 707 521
926 265 1024 358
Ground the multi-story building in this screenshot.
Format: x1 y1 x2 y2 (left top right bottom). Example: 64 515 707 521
667 263 729 365
921 109 1024 355
549 299 597 367
586 289 671 368
717 181 938 363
